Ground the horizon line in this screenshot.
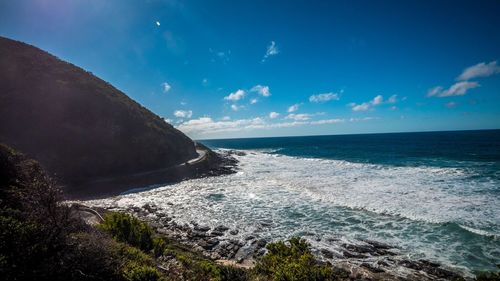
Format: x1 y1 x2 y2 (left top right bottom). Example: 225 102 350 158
196 127 500 141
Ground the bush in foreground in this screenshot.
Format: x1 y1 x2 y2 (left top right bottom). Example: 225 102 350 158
253 237 339 281
476 266 500 281
98 212 155 252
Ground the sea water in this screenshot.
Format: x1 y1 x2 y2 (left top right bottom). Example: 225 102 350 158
85 130 500 274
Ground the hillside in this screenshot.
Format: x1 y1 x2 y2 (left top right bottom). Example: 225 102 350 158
0 36 199 195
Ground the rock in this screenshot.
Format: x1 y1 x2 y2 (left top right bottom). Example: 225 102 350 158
398 259 462 279
245 235 255 241
230 150 246 156
254 248 266 257
343 243 396 257
320 249 334 259
194 225 210 232
210 231 224 236
148 221 161 229
377 260 390 267
260 221 272 227
214 225 229 232
418 259 440 268
199 238 219 250
363 239 393 250
227 239 244 248
142 203 157 213
326 237 340 243
179 224 191 232
216 241 241 259
229 229 239 235
343 244 374 254
361 263 385 273
342 250 367 259
189 231 207 238
256 239 267 248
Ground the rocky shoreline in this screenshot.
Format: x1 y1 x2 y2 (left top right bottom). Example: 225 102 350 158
75 150 467 280
80 202 466 280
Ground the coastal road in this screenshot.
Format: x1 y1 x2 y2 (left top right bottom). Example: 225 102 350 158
76 147 209 188
185 149 207 165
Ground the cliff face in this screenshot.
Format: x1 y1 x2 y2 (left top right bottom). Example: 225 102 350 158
0 36 198 194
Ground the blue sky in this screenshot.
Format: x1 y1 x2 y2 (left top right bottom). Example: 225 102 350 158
1 0 500 139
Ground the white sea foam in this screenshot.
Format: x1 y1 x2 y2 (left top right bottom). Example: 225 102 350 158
84 150 500 272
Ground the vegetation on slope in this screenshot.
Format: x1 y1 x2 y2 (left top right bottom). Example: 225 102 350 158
253 237 342 281
0 36 197 195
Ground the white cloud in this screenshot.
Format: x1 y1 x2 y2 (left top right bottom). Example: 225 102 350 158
287 103 300 112
427 86 443 97
309 119 345 125
221 116 231 121
309 92 340 103
156 21 161 26
269 112 280 119
250 85 271 97
174 110 192 118
224 89 246 101
231 104 243 111
349 117 379 122
349 94 396 111
427 81 480 97
390 106 398 111
285 113 312 121
202 78 208 86
387 94 397 104
250 98 258 105
427 61 498 99
457 61 500 81
262 41 279 62
162 82 171 93
177 117 266 136
176 114 379 138
349 102 371 112
371 95 383 105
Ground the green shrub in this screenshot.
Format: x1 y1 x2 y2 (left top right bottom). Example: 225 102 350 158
253 237 339 281
98 212 155 252
476 267 500 281
153 237 167 257
123 262 161 281
120 244 154 265
198 260 222 281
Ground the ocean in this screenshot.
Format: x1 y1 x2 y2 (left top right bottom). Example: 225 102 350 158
85 130 500 275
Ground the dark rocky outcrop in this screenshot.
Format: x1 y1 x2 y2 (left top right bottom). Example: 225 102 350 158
0 36 213 196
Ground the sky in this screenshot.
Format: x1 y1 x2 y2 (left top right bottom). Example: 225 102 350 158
1 0 500 139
